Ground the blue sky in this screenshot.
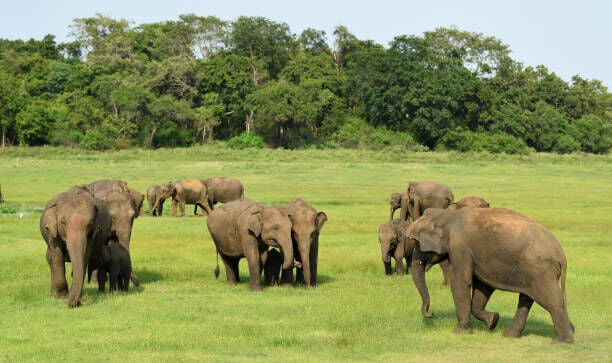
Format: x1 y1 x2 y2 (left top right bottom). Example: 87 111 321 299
1 0 610 88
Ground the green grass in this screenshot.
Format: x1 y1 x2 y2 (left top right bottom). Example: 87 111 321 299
0 146 610 362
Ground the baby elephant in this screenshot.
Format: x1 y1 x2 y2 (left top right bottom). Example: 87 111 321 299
263 248 283 286
95 243 133 293
378 219 416 275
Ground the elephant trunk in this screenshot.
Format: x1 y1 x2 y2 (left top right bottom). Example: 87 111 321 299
279 239 294 271
380 242 393 275
65 215 89 307
411 246 433 318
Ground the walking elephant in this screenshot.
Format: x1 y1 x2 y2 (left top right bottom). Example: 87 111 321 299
161 179 211 217
403 181 454 221
407 207 574 343
86 180 141 286
378 218 415 275
194 177 244 215
40 186 112 307
206 199 294 291
146 184 165 216
389 191 410 221
280 198 328 288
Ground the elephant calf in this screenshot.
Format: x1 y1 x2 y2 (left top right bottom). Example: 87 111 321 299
263 248 282 286
378 219 415 275
91 243 133 293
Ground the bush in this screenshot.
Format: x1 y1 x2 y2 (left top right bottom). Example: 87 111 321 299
439 130 531 155
327 116 419 151
81 129 115 151
554 134 581 154
227 132 266 149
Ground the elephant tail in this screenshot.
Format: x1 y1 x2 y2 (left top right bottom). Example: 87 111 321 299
214 250 220 279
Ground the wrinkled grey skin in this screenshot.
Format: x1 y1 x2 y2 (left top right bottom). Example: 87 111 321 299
404 181 454 221
40 186 112 307
448 196 490 210
146 184 165 217
206 199 294 291
262 248 282 286
378 219 415 275
90 243 132 293
194 177 244 215
408 207 574 343
161 179 211 216
87 180 140 286
389 191 409 221
280 198 328 288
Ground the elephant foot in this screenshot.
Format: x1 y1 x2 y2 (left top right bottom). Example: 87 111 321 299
453 326 473 335
553 334 574 344
502 326 522 338
51 287 69 299
485 312 500 330
67 296 82 308
248 285 263 292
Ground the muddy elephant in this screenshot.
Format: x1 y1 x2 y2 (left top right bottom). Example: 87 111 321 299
206 199 294 291
89 242 132 293
448 196 490 210
40 186 112 307
262 248 283 286
280 198 328 288
161 179 211 217
389 191 410 221
86 180 140 286
146 184 165 217
407 207 574 343
404 181 454 221
378 218 415 275
195 177 244 214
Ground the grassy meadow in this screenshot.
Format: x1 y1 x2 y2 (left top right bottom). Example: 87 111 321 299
0 146 610 362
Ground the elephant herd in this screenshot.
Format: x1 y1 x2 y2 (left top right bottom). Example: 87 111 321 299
379 181 574 343
39 177 573 343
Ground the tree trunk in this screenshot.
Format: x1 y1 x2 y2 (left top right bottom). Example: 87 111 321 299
0 184 4 203
147 124 159 149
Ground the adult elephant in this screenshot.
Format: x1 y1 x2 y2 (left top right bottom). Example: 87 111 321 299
280 198 327 288
403 181 454 221
40 186 112 307
407 207 574 343
448 196 490 210
161 179 211 217
86 180 140 286
389 191 409 221
194 177 244 215
146 184 165 216
378 218 415 275
206 199 294 291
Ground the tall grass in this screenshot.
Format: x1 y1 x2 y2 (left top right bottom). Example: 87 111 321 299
0 146 610 362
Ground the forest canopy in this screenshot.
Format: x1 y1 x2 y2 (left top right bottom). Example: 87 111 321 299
0 14 610 154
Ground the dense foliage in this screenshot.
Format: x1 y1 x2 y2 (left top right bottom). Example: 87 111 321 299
1 14 610 153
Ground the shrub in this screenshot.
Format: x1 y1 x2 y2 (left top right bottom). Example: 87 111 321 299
554 134 580 154
227 132 266 149
81 129 115 151
439 129 531 155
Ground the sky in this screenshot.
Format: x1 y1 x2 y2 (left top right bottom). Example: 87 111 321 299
1 0 610 88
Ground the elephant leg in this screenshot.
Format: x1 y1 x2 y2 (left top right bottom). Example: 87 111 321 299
280 268 294 286
471 278 499 330
46 246 69 298
439 259 451 285
246 248 263 291
96 268 106 292
503 293 534 338
171 200 178 217
449 253 474 334
179 201 186 217
523 277 574 342
220 254 240 284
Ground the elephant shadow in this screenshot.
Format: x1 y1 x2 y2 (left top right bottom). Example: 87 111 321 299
133 269 164 285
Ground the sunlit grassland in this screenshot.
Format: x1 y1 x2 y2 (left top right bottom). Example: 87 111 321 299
0 146 610 362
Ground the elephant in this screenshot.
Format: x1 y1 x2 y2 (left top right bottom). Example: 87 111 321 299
404 181 454 221
161 179 211 217
448 196 490 210
280 198 328 288
194 177 244 215
146 184 165 217
378 218 415 275
389 191 409 221
89 242 132 293
206 199 294 291
407 207 574 343
262 248 282 286
86 180 140 286
40 186 112 307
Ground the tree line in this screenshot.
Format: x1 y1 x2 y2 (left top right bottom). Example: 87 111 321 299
0 14 610 153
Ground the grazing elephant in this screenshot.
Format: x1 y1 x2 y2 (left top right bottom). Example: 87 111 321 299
280 198 328 288
404 181 454 221
86 180 140 286
378 219 415 275
448 196 490 210
195 177 244 214
89 242 132 293
146 184 165 217
263 248 282 286
161 179 211 217
407 207 574 343
40 186 112 307
206 199 294 291
389 191 410 221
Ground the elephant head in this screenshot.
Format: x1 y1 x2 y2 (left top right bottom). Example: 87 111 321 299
160 181 176 199
248 205 294 271
281 198 327 288
378 218 410 275
390 192 410 221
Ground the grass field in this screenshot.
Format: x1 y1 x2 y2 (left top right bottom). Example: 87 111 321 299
0 146 610 362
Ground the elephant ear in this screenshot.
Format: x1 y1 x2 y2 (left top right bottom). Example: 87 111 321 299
407 182 417 197
247 209 264 237
410 219 445 255
316 211 327 230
